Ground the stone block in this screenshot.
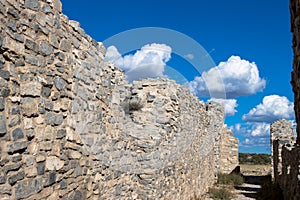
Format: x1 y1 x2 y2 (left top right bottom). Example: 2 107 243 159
54 76 66 91
7 141 28 154
40 41 53 56
44 172 56 187
41 86 51 98
25 39 39 53
0 185 11 195
46 112 64 126
0 173 6 184
4 163 22 173
56 129 66 139
68 150 82 159
12 128 24 140
59 39 71 52
0 98 4 111
8 115 20 127
24 0 40 11
20 82 42 97
15 178 42 199
2 35 24 54
7 7 19 19
0 70 9 80
68 190 84 200
21 98 39 117
0 114 6 135
36 162 45 175
8 171 25 185
45 156 64 171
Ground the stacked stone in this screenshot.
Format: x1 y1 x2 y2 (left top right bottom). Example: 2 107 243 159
270 120 295 180
219 127 239 174
0 0 124 198
0 0 239 199
270 120 300 200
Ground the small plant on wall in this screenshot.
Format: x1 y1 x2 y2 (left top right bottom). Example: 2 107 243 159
122 97 143 114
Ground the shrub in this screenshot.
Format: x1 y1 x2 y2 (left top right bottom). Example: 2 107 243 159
128 101 143 111
217 173 244 186
122 98 143 114
257 181 283 200
209 187 234 200
239 153 271 165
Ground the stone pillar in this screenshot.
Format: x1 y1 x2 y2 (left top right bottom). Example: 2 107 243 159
270 120 294 181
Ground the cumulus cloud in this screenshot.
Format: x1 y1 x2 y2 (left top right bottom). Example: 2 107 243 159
208 98 238 117
249 123 270 136
240 136 271 150
243 95 295 123
187 56 266 98
230 122 271 152
105 43 172 82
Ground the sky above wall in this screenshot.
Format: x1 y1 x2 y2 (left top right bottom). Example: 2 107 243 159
61 0 294 153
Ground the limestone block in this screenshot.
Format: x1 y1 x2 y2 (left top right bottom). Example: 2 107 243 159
45 156 64 171
0 185 12 196
22 98 39 117
23 117 33 130
2 36 24 55
59 39 71 52
47 0 62 13
68 150 82 160
20 82 42 97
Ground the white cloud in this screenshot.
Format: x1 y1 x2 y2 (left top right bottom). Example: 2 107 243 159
248 123 270 136
187 56 266 98
105 43 172 82
208 98 238 117
243 95 295 123
244 138 250 144
240 136 270 149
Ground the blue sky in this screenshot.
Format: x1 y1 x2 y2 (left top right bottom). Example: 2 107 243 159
61 0 294 153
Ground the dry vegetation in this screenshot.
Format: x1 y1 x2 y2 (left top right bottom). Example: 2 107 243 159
240 164 271 176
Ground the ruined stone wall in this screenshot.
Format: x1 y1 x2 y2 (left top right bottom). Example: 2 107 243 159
219 128 239 174
0 0 238 199
268 0 300 199
270 120 295 180
270 120 299 199
291 0 300 142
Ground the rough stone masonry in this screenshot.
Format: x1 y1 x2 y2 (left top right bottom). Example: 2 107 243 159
269 1 300 199
0 0 238 199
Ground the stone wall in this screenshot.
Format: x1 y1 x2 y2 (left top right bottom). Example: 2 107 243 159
219 127 239 174
270 120 299 199
268 1 300 199
271 0 300 199
291 0 300 142
0 0 238 199
270 120 295 180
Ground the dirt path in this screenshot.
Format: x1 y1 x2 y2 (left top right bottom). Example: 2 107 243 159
233 175 270 200
233 183 261 199
204 175 269 199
